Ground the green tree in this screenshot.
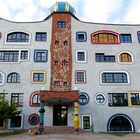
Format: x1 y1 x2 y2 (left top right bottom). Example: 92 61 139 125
0 94 21 128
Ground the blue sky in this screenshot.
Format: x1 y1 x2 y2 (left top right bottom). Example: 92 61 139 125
0 0 140 24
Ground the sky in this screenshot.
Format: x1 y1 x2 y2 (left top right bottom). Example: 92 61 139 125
0 0 140 24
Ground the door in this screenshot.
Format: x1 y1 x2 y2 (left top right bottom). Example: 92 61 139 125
53 105 67 126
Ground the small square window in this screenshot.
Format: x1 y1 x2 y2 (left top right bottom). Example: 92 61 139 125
76 32 87 42
76 50 87 63
34 50 48 62
57 21 66 28
75 70 86 84
36 32 47 41
31 71 46 84
120 34 132 43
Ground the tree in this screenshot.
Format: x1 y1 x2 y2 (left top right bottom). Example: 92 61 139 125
0 94 21 128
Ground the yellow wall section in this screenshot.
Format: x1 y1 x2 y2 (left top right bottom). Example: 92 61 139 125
128 90 140 107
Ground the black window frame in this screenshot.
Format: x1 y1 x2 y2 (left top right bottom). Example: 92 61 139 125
35 32 47 41
108 93 128 106
7 72 20 83
102 72 128 83
7 32 29 42
120 34 132 43
130 93 140 105
11 93 23 107
95 53 115 62
33 73 44 82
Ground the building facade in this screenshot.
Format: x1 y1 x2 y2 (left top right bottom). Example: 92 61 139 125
0 2 140 133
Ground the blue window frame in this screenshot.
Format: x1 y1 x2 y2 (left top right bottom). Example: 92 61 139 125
36 32 47 41
57 21 66 28
78 92 89 105
102 72 128 83
76 32 87 42
120 34 132 43
34 50 48 62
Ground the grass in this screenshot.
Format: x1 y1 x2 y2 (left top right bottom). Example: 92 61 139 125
0 130 26 137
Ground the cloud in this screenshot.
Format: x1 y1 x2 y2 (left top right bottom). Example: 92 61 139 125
0 0 140 24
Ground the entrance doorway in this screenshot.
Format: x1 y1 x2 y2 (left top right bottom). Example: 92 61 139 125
53 105 67 126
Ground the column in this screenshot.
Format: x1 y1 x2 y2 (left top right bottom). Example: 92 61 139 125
39 100 45 134
74 102 79 134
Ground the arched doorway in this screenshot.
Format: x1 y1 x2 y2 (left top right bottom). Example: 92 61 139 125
108 114 135 132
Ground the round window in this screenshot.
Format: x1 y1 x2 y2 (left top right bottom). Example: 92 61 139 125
28 114 39 125
95 93 106 104
78 92 89 105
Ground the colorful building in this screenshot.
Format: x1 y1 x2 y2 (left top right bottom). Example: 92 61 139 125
0 1 140 133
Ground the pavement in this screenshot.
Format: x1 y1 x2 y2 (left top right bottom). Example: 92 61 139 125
1 133 140 140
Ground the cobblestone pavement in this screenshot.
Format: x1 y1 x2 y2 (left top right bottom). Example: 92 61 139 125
1 133 140 140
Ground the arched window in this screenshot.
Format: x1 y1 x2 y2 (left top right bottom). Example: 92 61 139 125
119 53 132 62
32 94 40 104
30 92 40 107
91 30 120 44
0 72 5 86
108 114 135 132
7 72 20 83
7 32 29 42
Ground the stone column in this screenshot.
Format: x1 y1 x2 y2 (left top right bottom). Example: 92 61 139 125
74 102 79 134
38 100 45 134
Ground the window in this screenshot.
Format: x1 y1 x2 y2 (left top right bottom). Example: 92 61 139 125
31 71 46 84
7 72 20 83
75 70 86 84
95 93 106 104
34 50 48 62
108 93 128 106
57 21 66 28
62 59 68 66
82 115 92 130
0 93 8 103
0 51 19 62
0 50 29 63
78 92 89 105
119 53 132 62
54 80 60 87
63 40 68 45
101 72 128 83
120 34 132 43
36 32 47 41
0 72 5 86
76 32 87 42
32 93 40 104
30 92 40 107
137 31 140 43
7 32 29 42
76 50 87 63
20 50 28 60
9 114 23 129
28 114 39 125
91 31 120 44
96 53 115 62
128 91 140 106
11 93 23 107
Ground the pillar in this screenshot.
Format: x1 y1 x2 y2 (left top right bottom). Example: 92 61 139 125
39 100 45 134
74 102 79 134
